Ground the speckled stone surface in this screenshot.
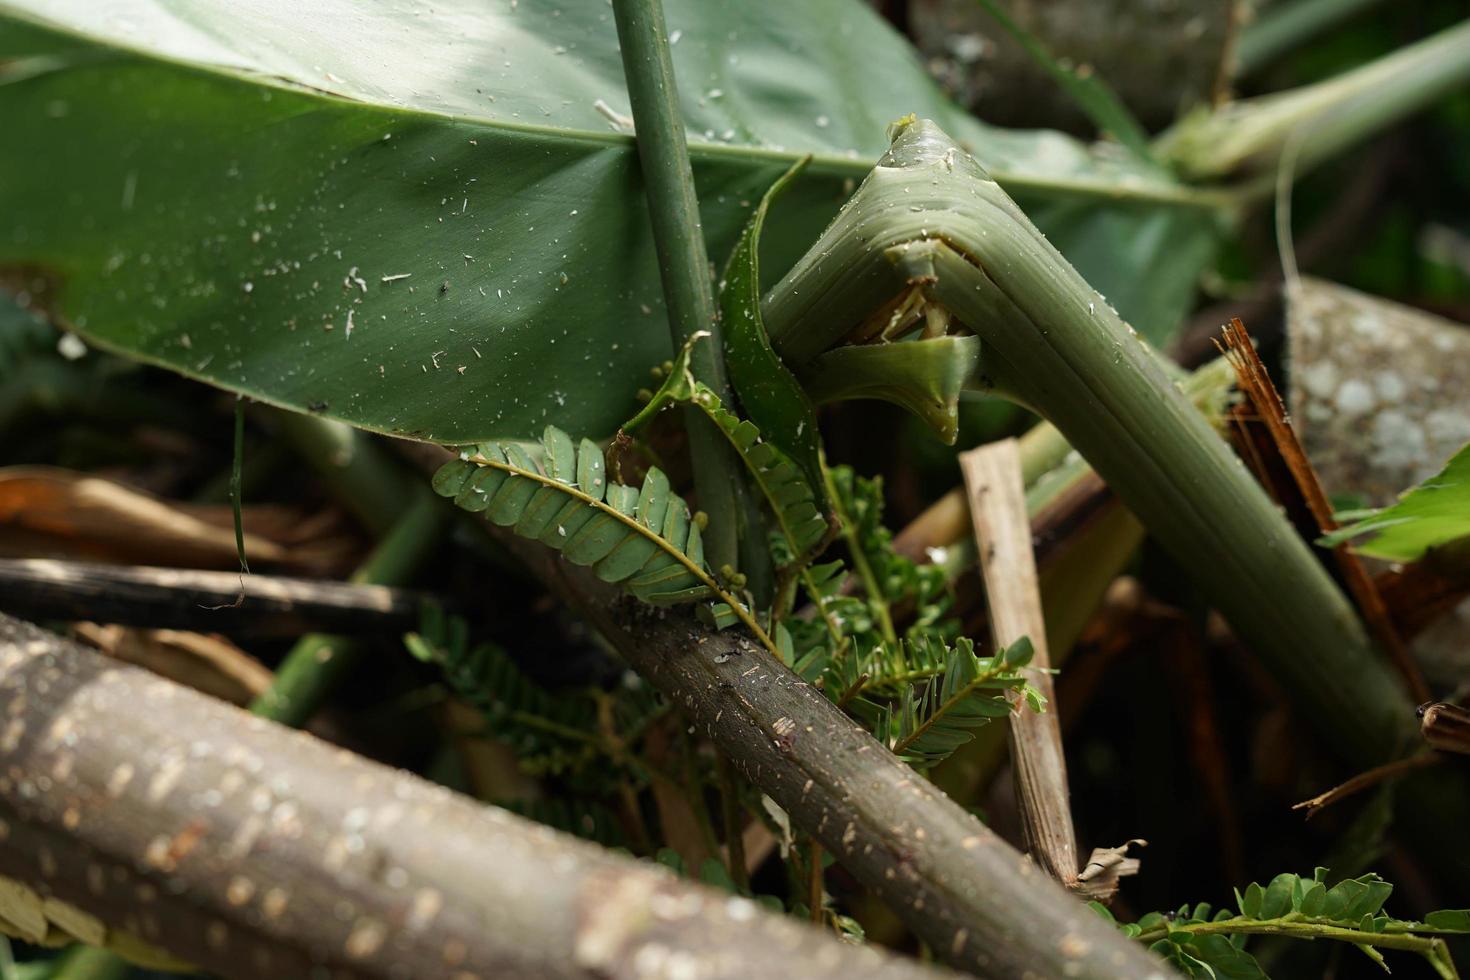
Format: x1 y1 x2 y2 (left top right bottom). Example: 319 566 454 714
1287 277 1470 690
1288 277 1470 508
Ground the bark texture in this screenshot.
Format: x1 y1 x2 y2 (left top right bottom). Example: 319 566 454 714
524 551 1169 979
0 613 957 980
0 558 421 638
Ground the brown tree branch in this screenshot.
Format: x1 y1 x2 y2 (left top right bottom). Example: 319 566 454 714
0 557 427 637
505 543 1167 978
0 612 956 980
391 431 1166 978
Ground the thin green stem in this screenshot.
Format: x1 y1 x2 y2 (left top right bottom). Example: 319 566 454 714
834 674 869 709
1136 914 1455 960
716 752 750 893
1236 0 1390 76
822 462 898 648
609 0 770 598
800 567 849 655
250 492 445 726
271 411 413 537
1159 18 1470 184
230 395 249 574
193 440 286 504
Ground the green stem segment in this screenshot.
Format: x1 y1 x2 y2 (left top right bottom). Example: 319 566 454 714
610 0 772 599
1134 915 1458 977
46 947 132 980
250 491 445 726
823 462 898 649
1235 0 1390 76
230 395 249 574
1160 18 1470 184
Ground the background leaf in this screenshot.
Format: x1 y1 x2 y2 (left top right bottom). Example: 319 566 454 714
966 0 1155 164
0 0 1216 442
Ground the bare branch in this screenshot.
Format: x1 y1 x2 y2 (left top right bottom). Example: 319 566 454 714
515 550 1166 978
0 613 955 980
0 558 426 637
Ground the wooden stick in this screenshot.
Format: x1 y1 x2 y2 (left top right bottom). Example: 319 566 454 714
0 613 955 980
401 439 1168 979
0 558 425 637
959 440 1077 887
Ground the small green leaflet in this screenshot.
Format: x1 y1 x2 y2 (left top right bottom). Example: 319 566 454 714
720 156 831 518
850 635 1036 769
1094 869 1470 979
1319 442 1470 563
622 335 831 568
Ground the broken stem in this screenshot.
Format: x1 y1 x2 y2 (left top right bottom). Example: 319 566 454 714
761 119 1470 852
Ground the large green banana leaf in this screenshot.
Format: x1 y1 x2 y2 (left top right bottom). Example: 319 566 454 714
0 0 1222 442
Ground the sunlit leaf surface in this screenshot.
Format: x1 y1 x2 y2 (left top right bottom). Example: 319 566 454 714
0 0 1213 441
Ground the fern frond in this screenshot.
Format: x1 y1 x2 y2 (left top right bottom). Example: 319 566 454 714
623 333 833 567
432 426 776 652
852 636 1035 769
406 625 599 773
774 622 832 683
406 611 668 785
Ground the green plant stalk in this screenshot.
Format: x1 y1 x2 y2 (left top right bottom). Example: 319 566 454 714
251 491 444 726
761 120 1464 814
260 412 450 726
1134 915 1457 976
918 355 1237 578
1159 18 1470 184
822 462 899 649
46 948 131 980
192 441 287 504
230 395 249 574
1235 0 1391 76
610 0 772 599
271 412 413 537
